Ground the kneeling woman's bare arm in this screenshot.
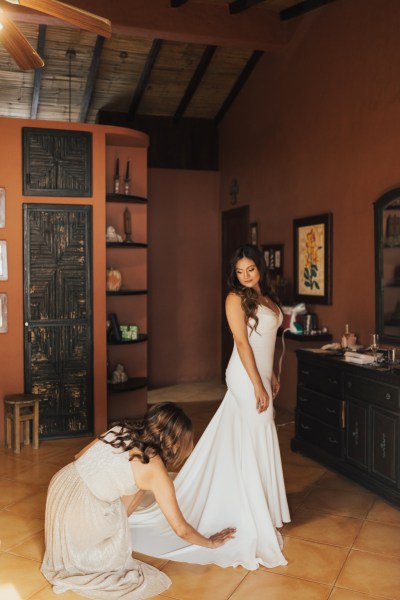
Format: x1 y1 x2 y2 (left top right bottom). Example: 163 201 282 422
131 456 236 549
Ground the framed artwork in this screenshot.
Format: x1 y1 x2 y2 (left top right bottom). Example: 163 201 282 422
262 244 284 276
293 213 332 305
0 240 8 281
250 222 258 246
0 293 7 333
0 188 5 228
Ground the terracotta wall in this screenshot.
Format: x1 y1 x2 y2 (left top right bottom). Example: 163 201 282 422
219 0 400 411
148 168 221 386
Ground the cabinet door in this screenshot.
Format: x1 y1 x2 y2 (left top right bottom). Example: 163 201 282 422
346 399 368 471
371 407 399 486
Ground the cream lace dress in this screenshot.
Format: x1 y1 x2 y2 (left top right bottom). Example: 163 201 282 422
41 432 171 599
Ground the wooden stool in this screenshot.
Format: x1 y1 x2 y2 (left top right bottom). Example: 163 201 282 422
4 394 41 454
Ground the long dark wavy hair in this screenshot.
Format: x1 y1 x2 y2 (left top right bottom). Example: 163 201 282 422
227 244 280 332
100 402 194 471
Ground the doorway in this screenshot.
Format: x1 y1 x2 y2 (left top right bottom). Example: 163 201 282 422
221 206 249 378
23 204 93 438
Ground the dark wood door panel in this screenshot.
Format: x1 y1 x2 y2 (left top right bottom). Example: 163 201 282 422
24 204 93 438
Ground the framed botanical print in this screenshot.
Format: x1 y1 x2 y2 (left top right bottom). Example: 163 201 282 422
293 213 332 305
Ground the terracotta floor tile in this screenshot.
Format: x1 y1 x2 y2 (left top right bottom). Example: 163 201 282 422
301 487 375 518
2 444 72 463
286 488 312 514
314 471 373 495
8 489 48 519
8 530 45 561
160 561 247 600
0 456 33 479
283 464 327 493
367 498 400 526
269 537 348 585
11 462 61 487
353 520 400 557
0 510 44 550
336 549 400 599
0 552 47 600
0 480 38 508
26 584 83 599
282 507 363 547
282 448 321 468
132 551 169 570
229 570 331 600
330 588 389 600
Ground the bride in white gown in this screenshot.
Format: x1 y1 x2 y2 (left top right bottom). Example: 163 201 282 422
129 244 290 570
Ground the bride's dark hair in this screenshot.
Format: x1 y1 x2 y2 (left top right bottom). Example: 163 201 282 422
100 402 193 471
227 244 280 332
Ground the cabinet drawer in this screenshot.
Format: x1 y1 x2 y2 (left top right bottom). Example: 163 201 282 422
297 387 342 428
345 374 400 411
298 361 342 398
297 412 343 457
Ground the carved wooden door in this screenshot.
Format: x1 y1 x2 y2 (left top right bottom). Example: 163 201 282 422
23 204 93 438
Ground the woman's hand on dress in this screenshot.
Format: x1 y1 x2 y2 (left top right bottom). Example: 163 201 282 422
271 372 280 399
254 385 270 413
208 527 236 548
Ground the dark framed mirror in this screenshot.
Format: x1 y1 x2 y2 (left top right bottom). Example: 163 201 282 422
375 188 400 343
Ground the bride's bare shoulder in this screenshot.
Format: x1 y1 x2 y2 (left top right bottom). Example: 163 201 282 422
226 292 241 305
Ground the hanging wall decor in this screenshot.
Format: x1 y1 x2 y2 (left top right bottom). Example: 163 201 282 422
22 128 92 197
0 293 7 333
0 188 5 228
0 241 8 281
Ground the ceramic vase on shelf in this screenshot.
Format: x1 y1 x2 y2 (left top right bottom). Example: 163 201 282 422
106 267 122 292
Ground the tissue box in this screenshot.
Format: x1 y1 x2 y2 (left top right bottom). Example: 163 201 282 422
119 324 139 341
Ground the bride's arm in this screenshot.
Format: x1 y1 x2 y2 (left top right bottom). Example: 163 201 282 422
131 457 236 548
225 293 270 412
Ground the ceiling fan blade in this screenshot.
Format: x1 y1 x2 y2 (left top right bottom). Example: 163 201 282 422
8 0 112 38
0 9 44 69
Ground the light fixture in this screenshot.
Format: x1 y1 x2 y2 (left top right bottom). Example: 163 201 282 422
65 47 76 122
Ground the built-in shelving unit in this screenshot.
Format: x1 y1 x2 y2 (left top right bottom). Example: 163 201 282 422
105 128 149 421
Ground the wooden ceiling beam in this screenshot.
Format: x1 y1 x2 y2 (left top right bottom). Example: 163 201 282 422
229 0 266 15
214 50 263 125
127 38 162 120
30 24 46 119
6 0 286 52
78 34 105 122
174 44 216 123
280 0 336 20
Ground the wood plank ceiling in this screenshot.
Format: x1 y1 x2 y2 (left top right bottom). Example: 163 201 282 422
0 0 335 124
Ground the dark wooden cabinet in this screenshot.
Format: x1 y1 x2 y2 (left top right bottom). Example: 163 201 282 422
293 349 400 505
346 398 368 470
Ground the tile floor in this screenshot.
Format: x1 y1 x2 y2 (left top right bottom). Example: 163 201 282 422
1 382 400 600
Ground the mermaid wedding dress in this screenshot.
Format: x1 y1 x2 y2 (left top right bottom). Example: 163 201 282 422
129 304 290 570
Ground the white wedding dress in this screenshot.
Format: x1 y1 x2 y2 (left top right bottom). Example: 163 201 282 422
129 304 290 570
